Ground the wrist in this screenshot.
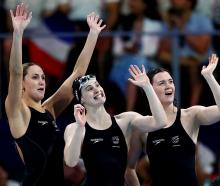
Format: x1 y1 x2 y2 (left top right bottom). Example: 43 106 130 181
76 122 85 129
203 73 214 80
142 83 152 92
89 29 100 36
13 30 24 38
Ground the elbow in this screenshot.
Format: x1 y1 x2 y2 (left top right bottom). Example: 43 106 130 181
64 149 79 167
64 156 78 167
159 118 169 128
65 160 78 168
164 119 170 127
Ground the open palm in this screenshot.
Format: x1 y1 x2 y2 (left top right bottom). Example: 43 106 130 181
87 12 106 34
201 54 218 77
128 65 150 88
10 3 32 33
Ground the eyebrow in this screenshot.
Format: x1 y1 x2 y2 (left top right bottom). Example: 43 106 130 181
158 78 173 82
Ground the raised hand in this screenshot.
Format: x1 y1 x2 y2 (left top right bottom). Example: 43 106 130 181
10 3 32 33
128 65 150 88
87 12 106 34
201 54 219 77
74 104 86 127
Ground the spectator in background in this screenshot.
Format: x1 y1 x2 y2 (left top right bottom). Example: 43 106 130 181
0 161 19 186
194 0 220 87
110 0 163 112
60 0 120 83
156 0 213 107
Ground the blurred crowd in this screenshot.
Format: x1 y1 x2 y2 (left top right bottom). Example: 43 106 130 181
1 0 220 185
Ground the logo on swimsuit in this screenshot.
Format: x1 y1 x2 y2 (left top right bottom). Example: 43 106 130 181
38 120 48 126
112 136 119 144
152 139 165 145
171 136 180 147
91 138 104 144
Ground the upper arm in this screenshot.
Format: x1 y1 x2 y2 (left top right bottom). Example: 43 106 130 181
64 123 75 145
6 63 23 117
194 105 220 126
132 115 162 133
116 112 143 134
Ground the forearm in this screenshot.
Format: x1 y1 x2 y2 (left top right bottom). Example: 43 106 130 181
73 30 99 76
142 84 167 126
9 31 23 75
60 30 100 97
204 74 220 107
44 30 100 114
64 125 85 167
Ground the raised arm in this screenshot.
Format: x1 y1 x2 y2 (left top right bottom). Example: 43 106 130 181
5 3 32 123
194 54 220 125
43 12 106 117
128 65 168 132
64 104 86 167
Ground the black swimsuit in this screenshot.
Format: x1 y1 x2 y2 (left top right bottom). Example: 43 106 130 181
81 116 127 186
15 107 64 186
147 109 198 186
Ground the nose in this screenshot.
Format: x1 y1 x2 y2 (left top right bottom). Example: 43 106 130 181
39 78 45 85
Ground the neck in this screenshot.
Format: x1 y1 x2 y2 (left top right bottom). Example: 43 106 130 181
163 103 177 114
23 96 43 112
85 105 111 128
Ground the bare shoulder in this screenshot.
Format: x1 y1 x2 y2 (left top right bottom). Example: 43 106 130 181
115 111 142 120
5 101 31 138
115 112 142 135
181 106 203 118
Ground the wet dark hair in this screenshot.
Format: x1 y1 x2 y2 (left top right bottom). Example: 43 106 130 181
72 76 82 104
72 74 96 103
147 67 170 84
22 62 42 79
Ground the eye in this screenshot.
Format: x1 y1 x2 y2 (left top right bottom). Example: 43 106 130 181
158 81 165 85
86 86 93 91
32 75 38 79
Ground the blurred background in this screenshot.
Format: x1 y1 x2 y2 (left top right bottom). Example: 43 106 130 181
1 0 220 185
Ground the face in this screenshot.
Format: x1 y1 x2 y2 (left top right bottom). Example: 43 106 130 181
80 79 106 107
128 0 146 15
152 71 175 105
170 0 190 9
23 65 46 102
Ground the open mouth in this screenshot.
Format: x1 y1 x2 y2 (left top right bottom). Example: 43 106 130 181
94 92 104 100
165 92 172 96
38 88 44 92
